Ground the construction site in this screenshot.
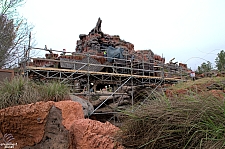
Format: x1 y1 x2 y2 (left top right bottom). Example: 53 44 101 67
19 18 190 123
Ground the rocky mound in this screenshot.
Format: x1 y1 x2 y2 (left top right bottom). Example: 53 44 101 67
0 101 123 149
165 77 225 100
75 18 134 55
74 18 165 66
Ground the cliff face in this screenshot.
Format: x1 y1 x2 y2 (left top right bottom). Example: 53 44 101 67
0 100 123 149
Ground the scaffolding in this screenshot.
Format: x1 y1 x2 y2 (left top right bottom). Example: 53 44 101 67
21 47 186 123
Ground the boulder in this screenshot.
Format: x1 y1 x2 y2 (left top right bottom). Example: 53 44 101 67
70 119 123 149
69 95 94 117
0 101 55 148
0 100 123 149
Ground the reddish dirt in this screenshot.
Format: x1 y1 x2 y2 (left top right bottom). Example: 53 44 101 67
165 78 225 101
208 90 225 100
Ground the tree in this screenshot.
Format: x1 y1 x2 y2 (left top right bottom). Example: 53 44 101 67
0 14 15 67
215 50 225 71
0 0 33 68
196 61 213 74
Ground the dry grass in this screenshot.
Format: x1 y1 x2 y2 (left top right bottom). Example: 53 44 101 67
0 76 70 109
170 77 224 91
118 78 225 149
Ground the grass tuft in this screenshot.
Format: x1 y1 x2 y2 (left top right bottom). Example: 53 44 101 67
0 77 70 109
41 81 70 102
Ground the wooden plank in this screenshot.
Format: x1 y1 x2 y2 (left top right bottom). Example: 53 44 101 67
26 66 180 81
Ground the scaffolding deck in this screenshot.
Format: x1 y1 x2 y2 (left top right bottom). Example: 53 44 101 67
26 66 181 81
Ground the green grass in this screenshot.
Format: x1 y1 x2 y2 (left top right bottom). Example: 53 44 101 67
41 81 70 102
0 77 70 109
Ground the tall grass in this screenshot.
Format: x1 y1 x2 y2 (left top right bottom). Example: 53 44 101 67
0 77 70 109
118 78 225 149
41 82 70 102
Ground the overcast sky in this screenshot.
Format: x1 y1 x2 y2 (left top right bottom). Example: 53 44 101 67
18 0 225 70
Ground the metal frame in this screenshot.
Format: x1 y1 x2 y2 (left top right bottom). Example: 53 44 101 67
22 47 186 124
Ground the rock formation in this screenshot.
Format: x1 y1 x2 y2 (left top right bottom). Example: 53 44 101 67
70 119 122 149
74 17 157 66
0 100 123 149
69 95 94 117
75 18 134 56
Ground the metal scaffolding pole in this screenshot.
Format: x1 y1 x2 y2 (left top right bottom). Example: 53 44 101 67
134 78 164 111
89 76 132 116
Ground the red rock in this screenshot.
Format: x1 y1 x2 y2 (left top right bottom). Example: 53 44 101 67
0 101 123 149
0 101 54 148
70 119 123 149
55 100 84 129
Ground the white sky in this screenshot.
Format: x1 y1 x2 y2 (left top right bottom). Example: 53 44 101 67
18 0 225 70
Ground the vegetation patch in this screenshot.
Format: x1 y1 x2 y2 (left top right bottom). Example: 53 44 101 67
118 78 225 149
0 77 70 109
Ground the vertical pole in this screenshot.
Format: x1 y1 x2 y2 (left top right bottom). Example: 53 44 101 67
23 46 26 76
180 67 183 81
87 54 90 118
131 77 134 112
113 94 115 124
142 52 144 76
87 54 90 96
28 32 31 60
131 59 134 112
25 32 31 79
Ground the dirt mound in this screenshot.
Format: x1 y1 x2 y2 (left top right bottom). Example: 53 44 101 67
165 77 225 100
0 101 122 149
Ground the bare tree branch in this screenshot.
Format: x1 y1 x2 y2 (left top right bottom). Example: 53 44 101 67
0 0 34 68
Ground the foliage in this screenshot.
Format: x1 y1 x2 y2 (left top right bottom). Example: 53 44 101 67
118 78 225 149
197 61 213 74
0 0 33 68
0 77 70 109
119 98 225 149
41 81 70 102
215 50 225 71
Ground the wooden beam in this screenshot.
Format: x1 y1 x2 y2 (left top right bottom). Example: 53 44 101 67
26 66 181 81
